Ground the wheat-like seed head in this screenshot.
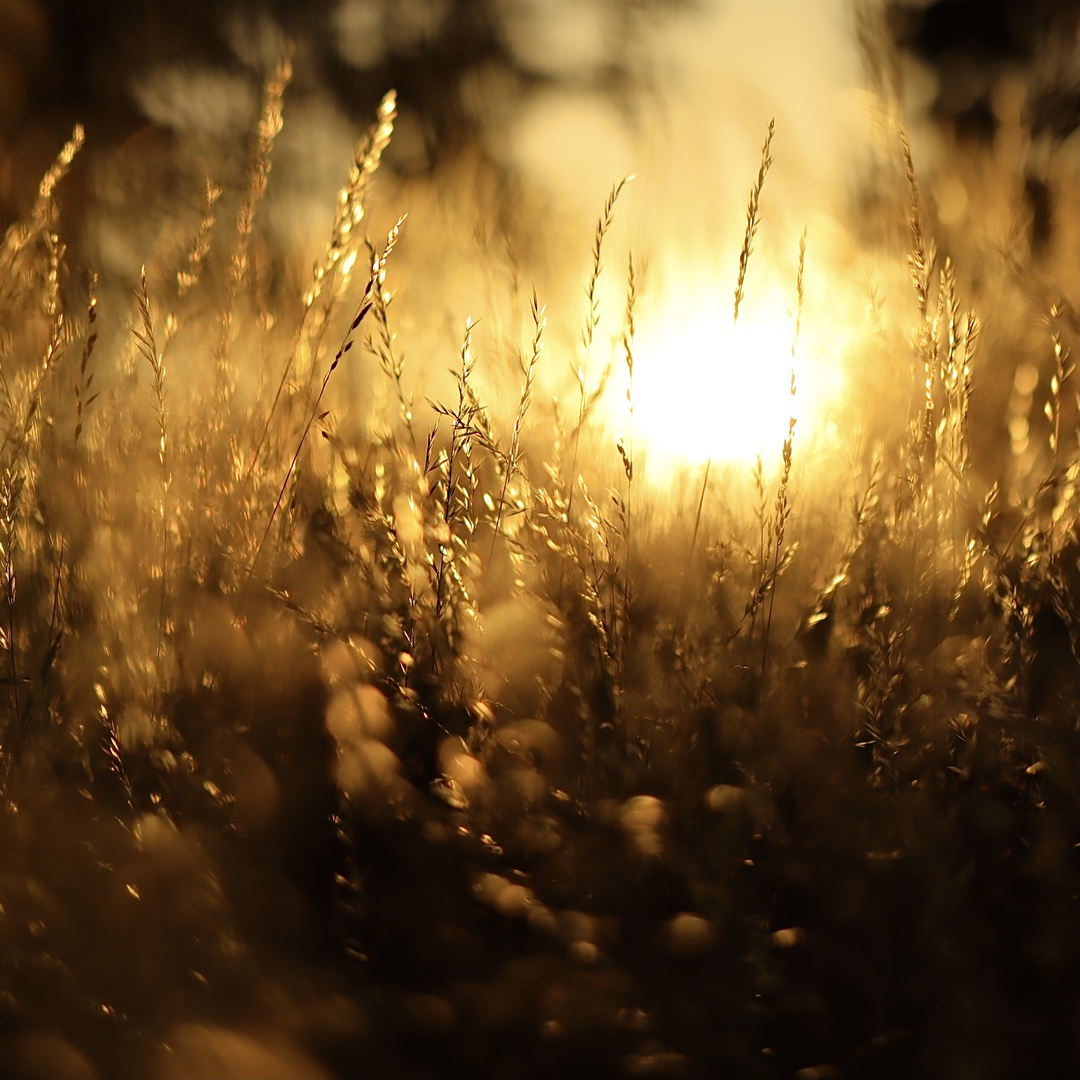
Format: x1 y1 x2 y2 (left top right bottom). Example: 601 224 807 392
734 119 775 326
177 178 223 298
216 48 294 386
306 90 398 315
899 126 936 320
73 273 99 450
250 90 399 479
0 125 84 274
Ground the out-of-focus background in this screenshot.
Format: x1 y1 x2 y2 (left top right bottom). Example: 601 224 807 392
1 0 1077 481
0 8 1077 1078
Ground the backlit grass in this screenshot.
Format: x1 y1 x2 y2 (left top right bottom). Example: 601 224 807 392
0 68 1077 1080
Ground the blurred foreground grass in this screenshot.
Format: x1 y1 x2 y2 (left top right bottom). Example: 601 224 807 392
0 71 1078 1080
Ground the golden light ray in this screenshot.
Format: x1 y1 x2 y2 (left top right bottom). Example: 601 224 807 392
611 278 805 471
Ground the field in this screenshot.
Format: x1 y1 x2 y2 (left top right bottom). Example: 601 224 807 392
0 37 1078 1080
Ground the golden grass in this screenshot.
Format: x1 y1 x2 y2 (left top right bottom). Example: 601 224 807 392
216 49 293 398
0 68 1075 1080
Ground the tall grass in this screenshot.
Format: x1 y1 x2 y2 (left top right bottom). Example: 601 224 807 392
0 73 1076 1080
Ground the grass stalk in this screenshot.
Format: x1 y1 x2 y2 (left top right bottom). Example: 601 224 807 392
0 466 24 729
73 273 100 450
133 269 170 719
251 90 396 476
367 234 415 447
565 177 631 532
733 119 775 326
678 120 774 645
432 316 482 629
215 49 293 398
177 177 222 299
762 228 806 675
618 251 637 648
240 218 405 611
481 289 544 606
0 125 84 303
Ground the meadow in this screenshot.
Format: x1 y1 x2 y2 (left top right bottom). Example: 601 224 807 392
0 56 1077 1080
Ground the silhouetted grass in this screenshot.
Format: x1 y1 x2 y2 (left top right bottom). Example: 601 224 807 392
0 74 1076 1080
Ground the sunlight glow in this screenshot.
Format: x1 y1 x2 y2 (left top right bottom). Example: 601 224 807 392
621 281 803 469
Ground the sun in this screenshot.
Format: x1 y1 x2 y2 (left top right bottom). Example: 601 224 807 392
615 279 802 472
